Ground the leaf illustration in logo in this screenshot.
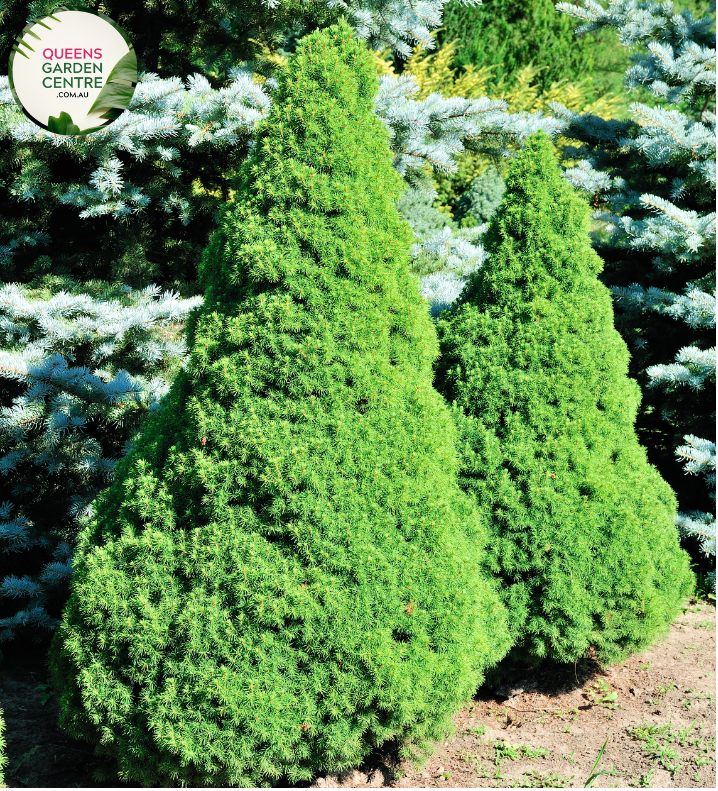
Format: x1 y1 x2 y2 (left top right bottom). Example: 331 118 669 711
89 49 137 118
10 14 59 59
47 111 81 135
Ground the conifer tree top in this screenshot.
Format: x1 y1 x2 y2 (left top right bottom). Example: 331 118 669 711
201 19 411 306
461 131 602 309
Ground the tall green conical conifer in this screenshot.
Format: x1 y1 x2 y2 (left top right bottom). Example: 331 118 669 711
49 23 508 787
435 132 693 667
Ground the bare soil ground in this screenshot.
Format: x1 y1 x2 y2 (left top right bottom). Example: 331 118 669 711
0 601 714 789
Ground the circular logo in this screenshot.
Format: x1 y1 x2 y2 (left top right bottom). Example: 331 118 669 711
8 6 136 135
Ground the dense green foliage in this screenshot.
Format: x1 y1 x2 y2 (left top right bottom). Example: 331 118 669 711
440 0 600 90
49 23 509 786
0 0 332 79
435 133 693 665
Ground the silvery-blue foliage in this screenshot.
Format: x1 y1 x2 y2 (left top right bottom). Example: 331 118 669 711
610 284 716 329
324 0 461 59
647 345 716 392
558 0 715 100
1 66 563 267
375 72 564 184
0 68 271 236
556 0 716 587
416 226 488 315
675 434 716 589
0 284 201 641
396 184 490 315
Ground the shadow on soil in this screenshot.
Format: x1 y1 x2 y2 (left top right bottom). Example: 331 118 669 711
1 603 715 788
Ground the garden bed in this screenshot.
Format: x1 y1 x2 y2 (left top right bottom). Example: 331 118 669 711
315 600 716 789
0 600 714 788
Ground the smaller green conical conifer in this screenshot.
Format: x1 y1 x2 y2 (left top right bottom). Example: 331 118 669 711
435 132 693 666
48 23 509 787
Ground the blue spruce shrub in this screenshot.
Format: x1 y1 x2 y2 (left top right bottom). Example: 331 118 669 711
436 132 693 666
454 167 506 227
49 23 509 786
397 186 457 241
0 282 201 643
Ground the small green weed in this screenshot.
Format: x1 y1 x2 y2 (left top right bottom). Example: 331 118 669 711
511 770 573 787
627 720 715 778
466 724 486 737
693 691 715 703
522 745 550 760
583 735 624 788
648 682 676 706
494 742 522 761
586 680 619 709
460 753 490 777
674 723 697 746
494 742 549 762
551 706 578 721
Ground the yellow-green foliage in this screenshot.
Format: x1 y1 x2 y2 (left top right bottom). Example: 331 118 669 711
379 40 623 115
49 23 509 787
435 133 694 665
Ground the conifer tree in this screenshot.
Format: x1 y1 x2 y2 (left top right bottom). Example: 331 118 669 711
0 0 561 647
440 0 600 90
49 23 508 786
554 0 716 589
435 132 693 665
